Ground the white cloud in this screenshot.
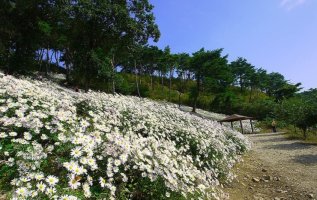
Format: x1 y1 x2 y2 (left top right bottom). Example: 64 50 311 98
280 0 307 10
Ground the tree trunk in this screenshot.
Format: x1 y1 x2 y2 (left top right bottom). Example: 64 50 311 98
134 60 140 97
55 51 59 68
178 92 181 108
84 80 88 92
46 46 50 76
161 72 164 89
38 49 44 72
183 72 187 91
48 51 54 77
169 66 173 101
239 76 243 92
111 54 116 94
139 66 142 85
249 86 253 102
303 127 307 139
192 76 200 113
64 49 72 83
150 65 154 90
84 56 89 92
106 79 109 93
65 63 70 83
178 72 184 108
50 51 54 65
294 125 297 134
150 74 153 90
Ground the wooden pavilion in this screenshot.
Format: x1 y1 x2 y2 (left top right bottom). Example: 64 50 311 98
218 114 254 134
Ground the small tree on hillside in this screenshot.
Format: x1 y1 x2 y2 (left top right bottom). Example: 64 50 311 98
277 96 317 139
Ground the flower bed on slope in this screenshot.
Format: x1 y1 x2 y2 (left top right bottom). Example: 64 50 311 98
0 73 251 200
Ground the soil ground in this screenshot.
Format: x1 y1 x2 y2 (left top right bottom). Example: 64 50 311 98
225 132 317 200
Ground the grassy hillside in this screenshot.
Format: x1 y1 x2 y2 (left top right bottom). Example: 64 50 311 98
0 72 250 199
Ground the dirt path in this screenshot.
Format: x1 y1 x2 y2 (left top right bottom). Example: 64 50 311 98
225 132 317 200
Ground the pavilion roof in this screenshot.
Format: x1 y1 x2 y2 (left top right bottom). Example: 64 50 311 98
218 114 253 122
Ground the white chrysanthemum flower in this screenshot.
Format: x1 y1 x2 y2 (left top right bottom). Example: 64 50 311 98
96 155 103 160
26 182 32 189
110 185 116 193
16 187 29 197
87 158 96 166
10 178 18 186
45 187 56 196
8 157 15 164
68 178 81 189
99 177 106 188
23 132 32 140
58 133 67 142
87 175 93 186
41 134 48 140
36 182 46 192
34 173 44 181
166 192 171 198
121 173 128 182
83 182 91 198
80 120 90 128
31 190 38 197
113 167 119 173
63 161 78 172
46 145 54 152
0 132 7 138
106 170 113 178
60 195 78 200
119 154 128 163
80 157 88 165
0 106 8 112
9 132 18 137
20 177 30 182
34 128 41 134
45 175 59 186
71 147 83 158
114 159 121 166
15 110 24 118
72 165 86 175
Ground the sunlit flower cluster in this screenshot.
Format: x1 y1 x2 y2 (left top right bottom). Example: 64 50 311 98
0 72 251 199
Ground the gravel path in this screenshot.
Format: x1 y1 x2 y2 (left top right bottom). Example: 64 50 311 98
225 132 317 199
249 132 317 197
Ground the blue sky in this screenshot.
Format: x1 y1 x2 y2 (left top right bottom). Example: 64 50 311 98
149 0 317 90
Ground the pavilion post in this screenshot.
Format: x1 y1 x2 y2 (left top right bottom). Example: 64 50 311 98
240 120 244 134
230 121 233 129
250 119 254 133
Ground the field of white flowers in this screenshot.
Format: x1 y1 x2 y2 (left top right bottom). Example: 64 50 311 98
0 72 251 200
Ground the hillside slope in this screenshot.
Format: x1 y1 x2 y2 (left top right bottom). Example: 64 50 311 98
0 73 251 200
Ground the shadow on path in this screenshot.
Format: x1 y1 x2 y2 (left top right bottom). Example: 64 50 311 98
249 132 285 137
255 137 289 143
293 154 317 165
265 142 315 150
